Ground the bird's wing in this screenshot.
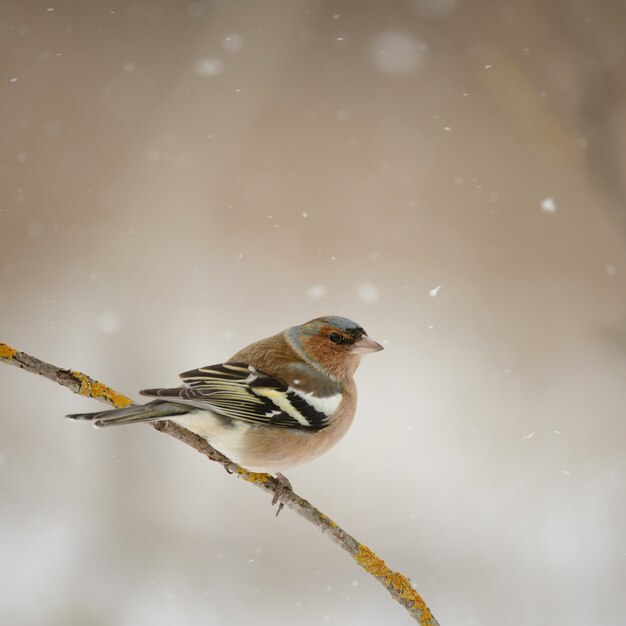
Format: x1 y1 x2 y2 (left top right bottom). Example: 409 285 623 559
140 362 336 431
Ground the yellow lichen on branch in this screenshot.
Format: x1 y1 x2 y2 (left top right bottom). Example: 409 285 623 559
71 371 133 409
355 544 433 624
0 343 17 359
1 347 440 625
236 467 271 484
320 513 338 528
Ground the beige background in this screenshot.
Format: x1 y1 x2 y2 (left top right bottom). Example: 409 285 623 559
1 1 625 625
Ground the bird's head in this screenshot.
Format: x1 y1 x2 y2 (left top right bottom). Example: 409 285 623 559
285 315 383 380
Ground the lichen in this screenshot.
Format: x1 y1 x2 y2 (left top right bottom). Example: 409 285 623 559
320 513 338 528
236 467 270 484
0 343 17 359
355 544 433 624
71 371 133 408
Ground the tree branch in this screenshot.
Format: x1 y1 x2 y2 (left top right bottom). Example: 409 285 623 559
0 342 439 625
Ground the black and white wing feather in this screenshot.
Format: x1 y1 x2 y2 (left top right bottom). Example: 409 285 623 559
140 362 336 431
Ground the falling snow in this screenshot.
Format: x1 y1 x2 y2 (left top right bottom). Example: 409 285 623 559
541 197 557 213
370 31 427 76
307 285 328 300
356 282 380 303
96 311 123 334
194 58 224 77
2 6 624 626
222 34 244 53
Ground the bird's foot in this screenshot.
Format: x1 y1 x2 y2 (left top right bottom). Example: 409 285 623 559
225 462 239 475
272 472 292 516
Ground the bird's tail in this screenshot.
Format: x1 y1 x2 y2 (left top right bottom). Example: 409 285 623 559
66 400 190 428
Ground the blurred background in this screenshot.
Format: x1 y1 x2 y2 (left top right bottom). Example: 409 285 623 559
1 1 625 624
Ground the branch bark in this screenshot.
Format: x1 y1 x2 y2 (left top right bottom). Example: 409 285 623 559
0 342 439 625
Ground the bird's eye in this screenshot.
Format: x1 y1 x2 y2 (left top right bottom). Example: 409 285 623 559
329 332 342 344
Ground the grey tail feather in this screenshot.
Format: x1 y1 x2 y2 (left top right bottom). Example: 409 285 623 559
66 400 191 428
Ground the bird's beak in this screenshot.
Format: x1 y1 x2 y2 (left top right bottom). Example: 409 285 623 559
351 335 384 356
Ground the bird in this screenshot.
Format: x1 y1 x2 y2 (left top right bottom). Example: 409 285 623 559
67 316 383 505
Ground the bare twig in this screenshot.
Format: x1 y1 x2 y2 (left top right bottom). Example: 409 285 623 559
1 342 439 625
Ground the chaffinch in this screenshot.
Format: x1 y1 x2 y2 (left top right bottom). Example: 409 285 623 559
68 316 382 495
